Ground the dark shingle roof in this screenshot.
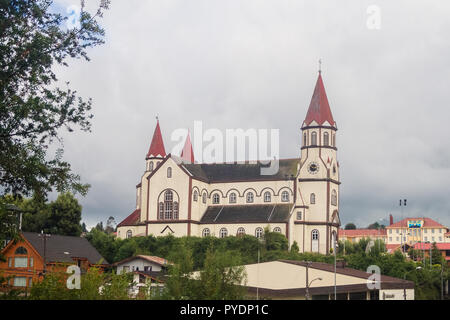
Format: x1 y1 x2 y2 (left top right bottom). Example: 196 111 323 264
22 232 108 265
200 204 292 224
182 158 298 182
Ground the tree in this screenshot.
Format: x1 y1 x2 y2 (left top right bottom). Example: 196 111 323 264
45 192 82 236
367 222 385 229
345 223 356 230
0 0 110 199
105 216 116 234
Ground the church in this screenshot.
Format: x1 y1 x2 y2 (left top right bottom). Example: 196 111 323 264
116 72 341 255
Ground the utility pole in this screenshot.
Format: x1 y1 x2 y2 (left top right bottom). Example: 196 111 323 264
38 231 51 277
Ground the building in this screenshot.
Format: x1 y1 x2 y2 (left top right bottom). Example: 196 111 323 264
338 229 387 243
385 217 449 249
412 242 450 266
239 260 414 300
117 72 341 255
0 232 108 290
113 255 168 297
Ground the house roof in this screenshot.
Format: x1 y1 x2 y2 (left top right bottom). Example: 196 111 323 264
200 204 292 224
146 120 166 159
339 229 387 237
21 232 108 265
303 73 336 127
182 158 298 183
113 255 169 267
117 209 141 227
387 217 447 229
413 243 450 250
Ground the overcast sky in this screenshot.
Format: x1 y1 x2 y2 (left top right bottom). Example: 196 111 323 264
50 0 450 230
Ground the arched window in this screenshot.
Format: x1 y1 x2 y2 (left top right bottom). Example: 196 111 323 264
156 161 160 167
331 190 337 206
229 193 237 204
193 191 198 202
264 191 271 202
323 132 329 146
255 227 264 239
202 228 210 237
149 162 154 171
303 132 307 146
312 229 319 240
311 132 317 145
212 193 220 204
333 134 336 147
273 227 282 233
246 192 254 203
15 247 27 255
310 193 316 204
219 228 228 238
165 190 173 202
202 193 207 204
237 227 246 236
281 191 289 202
158 202 164 219
312 229 319 252
127 230 132 239
167 167 172 178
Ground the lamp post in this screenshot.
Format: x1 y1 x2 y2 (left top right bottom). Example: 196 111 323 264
38 231 51 278
305 260 322 301
399 199 406 254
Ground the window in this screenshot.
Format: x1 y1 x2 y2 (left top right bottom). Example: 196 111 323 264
310 193 315 204
15 247 27 255
424 229 427 233
264 191 271 202
323 132 329 146
333 134 336 147
396 237 399 241
424 236 428 242
126 230 132 239
273 227 281 233
149 162 154 171
311 132 317 145
237 227 246 236
331 190 337 206
281 191 289 202
297 212 302 220
8 257 12 268
158 202 164 219
432 229 435 234
165 190 173 202
193 191 198 202
303 132 307 146
255 227 264 239
389 237 392 242
156 161 160 167
13 277 27 287
219 228 228 238
173 202 179 219
29 257 34 268
439 237 442 242
312 229 319 240
14 257 27 268
229 193 237 204
246 192 254 203
202 193 207 204
432 237 435 242
167 167 172 178
389 229 392 234
202 228 210 237
213 193 220 204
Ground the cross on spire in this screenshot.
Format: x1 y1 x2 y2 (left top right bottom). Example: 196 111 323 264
318 58 322 74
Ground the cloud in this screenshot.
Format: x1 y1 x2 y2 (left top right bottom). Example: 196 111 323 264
51 0 450 229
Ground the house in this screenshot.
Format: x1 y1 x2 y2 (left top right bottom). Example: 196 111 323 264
239 260 414 300
338 229 387 243
113 255 169 297
0 232 108 290
117 72 342 255
412 242 450 266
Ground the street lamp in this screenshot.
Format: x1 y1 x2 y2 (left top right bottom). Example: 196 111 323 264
305 260 322 301
403 266 421 300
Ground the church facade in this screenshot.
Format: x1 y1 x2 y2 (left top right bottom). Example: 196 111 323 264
116 73 341 255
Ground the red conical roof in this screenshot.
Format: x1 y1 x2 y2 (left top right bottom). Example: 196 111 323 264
146 120 166 159
180 132 194 163
303 73 336 127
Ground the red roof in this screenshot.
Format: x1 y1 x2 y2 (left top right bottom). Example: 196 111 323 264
146 120 166 159
387 217 447 229
180 131 195 163
413 243 450 250
117 209 141 227
339 229 387 237
113 255 169 267
303 73 335 127
386 244 401 252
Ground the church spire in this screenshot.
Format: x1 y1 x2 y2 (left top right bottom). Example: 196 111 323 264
303 72 336 128
180 131 194 163
146 118 166 159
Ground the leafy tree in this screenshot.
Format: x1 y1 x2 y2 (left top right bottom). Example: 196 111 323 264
45 192 82 236
431 242 444 266
105 216 116 234
0 0 110 198
344 223 356 230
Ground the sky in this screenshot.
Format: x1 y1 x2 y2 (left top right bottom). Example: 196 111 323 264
50 0 450 230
